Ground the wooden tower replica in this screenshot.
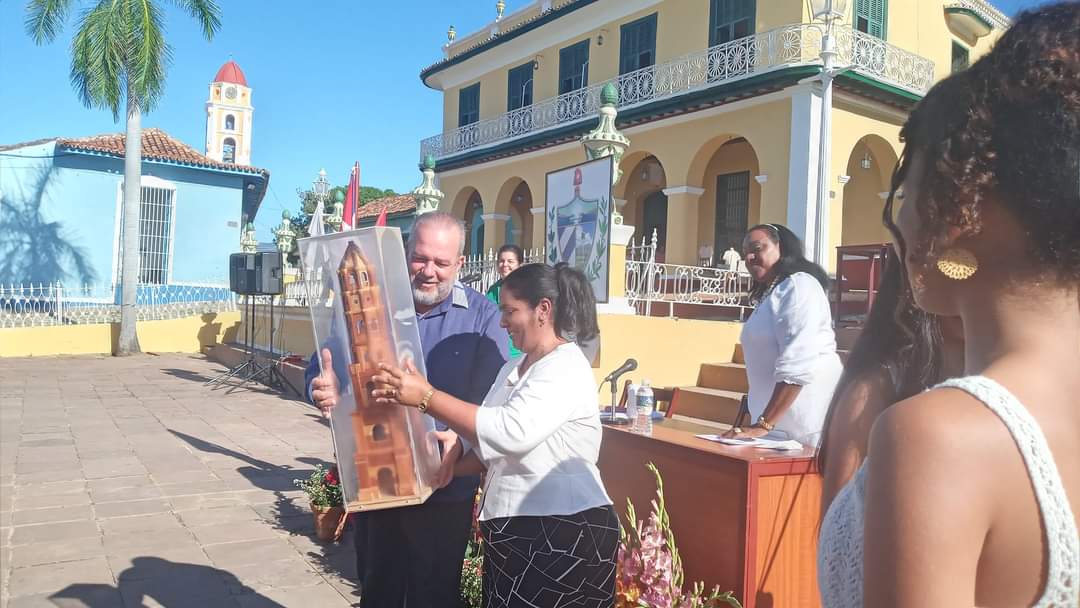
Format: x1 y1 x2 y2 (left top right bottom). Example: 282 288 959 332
337 242 418 502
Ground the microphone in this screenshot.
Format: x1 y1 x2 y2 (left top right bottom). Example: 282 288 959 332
603 358 638 383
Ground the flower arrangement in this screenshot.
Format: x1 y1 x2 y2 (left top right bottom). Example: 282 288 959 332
616 463 741 608
294 464 344 508
461 489 484 608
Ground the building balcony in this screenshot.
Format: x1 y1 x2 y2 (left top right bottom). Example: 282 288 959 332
420 24 935 162
945 0 1010 39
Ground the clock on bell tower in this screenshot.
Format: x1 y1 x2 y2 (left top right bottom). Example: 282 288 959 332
205 59 253 166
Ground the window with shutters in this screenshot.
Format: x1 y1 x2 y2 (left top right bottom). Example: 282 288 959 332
458 84 480 127
559 40 590 94
507 62 534 111
709 0 755 47
854 0 887 39
714 172 750 256
115 181 176 285
951 41 970 73
620 13 657 75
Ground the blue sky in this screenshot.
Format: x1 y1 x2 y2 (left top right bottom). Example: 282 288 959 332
0 0 1051 238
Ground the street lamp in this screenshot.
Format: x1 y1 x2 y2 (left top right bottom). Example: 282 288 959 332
313 168 330 199
313 168 338 234
808 0 849 266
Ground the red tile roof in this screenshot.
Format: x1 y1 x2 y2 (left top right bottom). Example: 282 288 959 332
357 194 417 220
55 128 267 175
213 60 248 86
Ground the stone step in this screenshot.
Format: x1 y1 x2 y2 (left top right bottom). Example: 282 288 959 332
697 362 749 393
670 387 743 425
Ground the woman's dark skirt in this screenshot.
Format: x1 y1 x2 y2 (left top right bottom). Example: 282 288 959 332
479 505 619 608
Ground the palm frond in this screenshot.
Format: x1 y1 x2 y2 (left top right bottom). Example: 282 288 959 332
130 0 170 112
171 0 221 40
24 0 74 44
70 0 128 118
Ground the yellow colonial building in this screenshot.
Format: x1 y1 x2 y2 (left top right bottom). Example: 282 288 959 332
418 0 1007 271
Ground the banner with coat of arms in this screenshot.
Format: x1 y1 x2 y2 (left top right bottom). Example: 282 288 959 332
544 157 613 303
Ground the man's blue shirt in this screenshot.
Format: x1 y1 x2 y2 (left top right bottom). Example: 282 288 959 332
306 281 508 503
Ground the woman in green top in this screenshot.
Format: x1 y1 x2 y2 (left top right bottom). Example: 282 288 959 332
485 244 524 358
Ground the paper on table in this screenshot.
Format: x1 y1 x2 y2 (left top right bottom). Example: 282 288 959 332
696 434 805 451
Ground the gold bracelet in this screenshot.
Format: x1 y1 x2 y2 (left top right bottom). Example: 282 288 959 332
756 415 775 432
418 389 436 413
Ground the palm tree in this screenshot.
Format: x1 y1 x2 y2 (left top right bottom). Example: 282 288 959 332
25 0 222 355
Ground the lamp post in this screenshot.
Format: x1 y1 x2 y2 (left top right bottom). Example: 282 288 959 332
809 0 849 267
312 168 337 233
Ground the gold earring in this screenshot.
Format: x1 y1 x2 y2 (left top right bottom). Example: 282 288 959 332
936 247 978 280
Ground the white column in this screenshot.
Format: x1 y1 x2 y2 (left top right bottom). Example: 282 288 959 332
787 89 823 257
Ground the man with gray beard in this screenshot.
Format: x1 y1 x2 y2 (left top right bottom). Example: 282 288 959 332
305 212 508 607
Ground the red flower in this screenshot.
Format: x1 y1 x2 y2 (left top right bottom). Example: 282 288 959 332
325 468 339 486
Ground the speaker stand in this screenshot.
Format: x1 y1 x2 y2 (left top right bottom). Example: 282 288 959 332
205 295 300 398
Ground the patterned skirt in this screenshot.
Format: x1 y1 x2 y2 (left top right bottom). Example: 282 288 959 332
479 505 619 608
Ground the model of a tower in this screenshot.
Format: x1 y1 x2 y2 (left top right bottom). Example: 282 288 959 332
337 242 418 502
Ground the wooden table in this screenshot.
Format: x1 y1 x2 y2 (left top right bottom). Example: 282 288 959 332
598 418 822 608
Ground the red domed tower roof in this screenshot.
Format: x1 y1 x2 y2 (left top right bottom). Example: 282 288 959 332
212 60 247 86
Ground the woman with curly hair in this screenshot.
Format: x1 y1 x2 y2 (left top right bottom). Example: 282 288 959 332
818 4 1080 606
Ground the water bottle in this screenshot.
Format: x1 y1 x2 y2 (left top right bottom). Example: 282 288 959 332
625 385 638 432
636 380 655 436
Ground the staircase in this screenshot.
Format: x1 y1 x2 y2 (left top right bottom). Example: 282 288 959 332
666 328 861 426
666 344 747 426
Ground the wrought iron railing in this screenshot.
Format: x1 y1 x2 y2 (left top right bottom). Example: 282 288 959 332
946 0 1011 30
420 23 936 160
625 230 755 318
0 282 236 328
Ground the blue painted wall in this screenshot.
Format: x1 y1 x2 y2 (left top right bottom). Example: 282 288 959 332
0 141 260 288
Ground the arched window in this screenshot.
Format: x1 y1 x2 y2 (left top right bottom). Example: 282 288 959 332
225 114 235 130
222 138 236 164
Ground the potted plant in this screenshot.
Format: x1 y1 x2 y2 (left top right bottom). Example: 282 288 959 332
294 464 345 542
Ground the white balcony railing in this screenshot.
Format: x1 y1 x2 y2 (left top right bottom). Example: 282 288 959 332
421 23 936 161
946 0 1011 30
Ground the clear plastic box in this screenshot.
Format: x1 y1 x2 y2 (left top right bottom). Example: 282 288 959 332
298 227 440 512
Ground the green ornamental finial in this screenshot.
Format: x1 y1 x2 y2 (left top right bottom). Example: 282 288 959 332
281 209 291 220
422 154 436 170
600 82 618 106
333 190 345 203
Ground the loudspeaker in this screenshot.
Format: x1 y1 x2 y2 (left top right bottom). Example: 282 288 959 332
230 252 283 295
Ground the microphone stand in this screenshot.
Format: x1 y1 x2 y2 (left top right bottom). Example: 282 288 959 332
609 376 619 424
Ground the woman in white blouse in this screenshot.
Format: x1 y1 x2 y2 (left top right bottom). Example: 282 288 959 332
374 263 616 608
725 223 841 447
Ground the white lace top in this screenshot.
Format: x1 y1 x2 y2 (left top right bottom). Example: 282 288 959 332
818 375 1079 607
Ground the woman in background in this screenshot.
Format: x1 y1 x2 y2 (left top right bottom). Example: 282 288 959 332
486 244 524 358
727 223 841 447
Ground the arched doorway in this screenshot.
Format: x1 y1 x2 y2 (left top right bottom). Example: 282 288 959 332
464 193 485 257
841 135 898 246
685 134 762 265
508 181 533 248
619 153 668 259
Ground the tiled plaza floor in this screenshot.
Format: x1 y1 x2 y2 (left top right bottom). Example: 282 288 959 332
0 354 361 607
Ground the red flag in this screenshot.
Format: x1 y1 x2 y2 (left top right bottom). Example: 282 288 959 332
374 207 388 227
342 162 360 230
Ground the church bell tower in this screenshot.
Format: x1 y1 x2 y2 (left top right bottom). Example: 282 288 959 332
205 59 253 166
